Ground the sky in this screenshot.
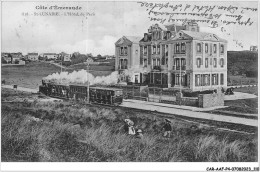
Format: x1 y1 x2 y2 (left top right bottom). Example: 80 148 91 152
1 1 258 56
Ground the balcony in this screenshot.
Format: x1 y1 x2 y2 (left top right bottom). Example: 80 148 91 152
173 66 186 70
153 66 161 71
118 66 128 70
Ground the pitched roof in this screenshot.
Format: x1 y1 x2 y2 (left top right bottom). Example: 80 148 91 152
180 30 227 42
124 36 142 44
28 53 38 55
43 53 57 55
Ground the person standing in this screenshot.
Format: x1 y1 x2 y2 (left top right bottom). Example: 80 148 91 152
163 119 172 138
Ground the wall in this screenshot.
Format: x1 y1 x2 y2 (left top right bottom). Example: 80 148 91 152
176 92 198 107
198 93 224 108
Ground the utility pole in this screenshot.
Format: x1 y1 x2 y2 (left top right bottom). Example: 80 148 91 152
87 62 90 104
179 60 182 106
60 59 62 83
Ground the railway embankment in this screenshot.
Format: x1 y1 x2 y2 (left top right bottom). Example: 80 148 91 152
2 85 258 127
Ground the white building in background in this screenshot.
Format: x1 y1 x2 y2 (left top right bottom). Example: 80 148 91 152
28 53 38 61
43 53 58 60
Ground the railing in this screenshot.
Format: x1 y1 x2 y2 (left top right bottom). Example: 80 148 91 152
173 66 186 70
153 66 161 71
119 66 128 70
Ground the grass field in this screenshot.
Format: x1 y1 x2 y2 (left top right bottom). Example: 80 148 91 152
228 75 258 86
1 62 113 89
1 89 258 162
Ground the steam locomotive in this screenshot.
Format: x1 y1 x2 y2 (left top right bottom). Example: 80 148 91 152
39 80 124 106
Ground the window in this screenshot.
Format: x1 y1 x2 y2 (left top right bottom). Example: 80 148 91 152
213 58 217 67
176 43 180 53
181 42 186 53
123 59 128 69
197 58 202 68
143 59 147 67
155 58 160 66
120 47 124 55
175 58 180 69
176 74 180 85
166 58 168 65
212 74 218 85
220 73 224 85
157 45 160 54
181 58 186 70
220 44 224 54
153 45 156 54
213 44 217 53
195 74 201 86
144 46 147 55
205 58 208 68
205 43 208 53
197 43 202 53
220 58 224 67
204 74 210 86
152 59 156 67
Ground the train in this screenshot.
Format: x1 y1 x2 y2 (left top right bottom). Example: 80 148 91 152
39 80 124 106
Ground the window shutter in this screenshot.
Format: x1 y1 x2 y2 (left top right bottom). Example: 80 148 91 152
140 46 143 65
148 45 151 65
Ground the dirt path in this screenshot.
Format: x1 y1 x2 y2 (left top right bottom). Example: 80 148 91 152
121 100 258 127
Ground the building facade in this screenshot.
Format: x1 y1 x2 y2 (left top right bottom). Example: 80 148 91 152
115 22 228 91
115 36 142 83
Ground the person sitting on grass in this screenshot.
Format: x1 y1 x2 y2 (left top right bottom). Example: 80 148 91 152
124 119 135 135
135 129 143 139
163 119 172 138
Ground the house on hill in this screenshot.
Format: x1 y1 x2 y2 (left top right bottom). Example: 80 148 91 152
28 53 38 61
250 46 258 52
59 52 71 62
43 53 58 60
11 52 23 63
1 53 12 63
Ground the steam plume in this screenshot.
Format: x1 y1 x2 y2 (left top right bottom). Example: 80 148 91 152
44 69 119 85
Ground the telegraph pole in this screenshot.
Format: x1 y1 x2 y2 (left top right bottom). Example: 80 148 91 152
87 62 90 104
179 60 182 106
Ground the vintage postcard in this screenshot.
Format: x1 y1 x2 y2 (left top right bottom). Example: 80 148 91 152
1 0 259 171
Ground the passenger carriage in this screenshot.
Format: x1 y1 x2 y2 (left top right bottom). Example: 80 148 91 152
39 80 124 106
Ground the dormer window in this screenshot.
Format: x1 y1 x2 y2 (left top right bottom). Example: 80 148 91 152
205 43 208 53
181 42 186 53
213 44 217 53
220 44 224 54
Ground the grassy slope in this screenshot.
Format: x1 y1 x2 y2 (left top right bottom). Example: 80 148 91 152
1 89 258 162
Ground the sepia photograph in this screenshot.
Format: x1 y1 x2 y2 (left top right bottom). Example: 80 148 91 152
1 0 259 171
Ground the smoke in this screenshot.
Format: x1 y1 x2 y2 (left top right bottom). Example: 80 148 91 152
121 67 148 77
43 69 119 85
